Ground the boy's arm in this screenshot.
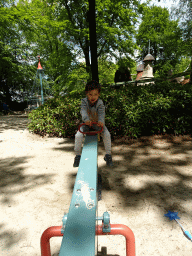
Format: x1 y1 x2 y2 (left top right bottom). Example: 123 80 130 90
97 100 105 126
80 99 90 123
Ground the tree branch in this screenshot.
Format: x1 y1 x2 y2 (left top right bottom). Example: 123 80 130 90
97 13 115 57
64 0 85 55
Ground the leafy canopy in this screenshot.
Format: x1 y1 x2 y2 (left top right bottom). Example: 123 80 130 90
136 5 183 76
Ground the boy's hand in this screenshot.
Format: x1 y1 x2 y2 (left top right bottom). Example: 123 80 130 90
85 121 92 127
97 122 103 127
85 121 103 127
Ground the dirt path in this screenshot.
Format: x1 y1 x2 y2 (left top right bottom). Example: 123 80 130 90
1 114 192 256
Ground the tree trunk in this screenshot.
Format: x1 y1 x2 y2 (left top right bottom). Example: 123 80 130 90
4 81 11 105
190 58 192 84
83 43 92 80
88 0 99 81
153 42 157 74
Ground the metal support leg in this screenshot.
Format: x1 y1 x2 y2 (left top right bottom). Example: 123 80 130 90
96 224 136 256
41 224 136 256
97 172 102 201
41 226 63 256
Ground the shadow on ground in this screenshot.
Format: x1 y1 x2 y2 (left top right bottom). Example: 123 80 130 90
0 114 29 133
53 134 192 224
0 156 55 205
0 223 27 251
0 156 56 251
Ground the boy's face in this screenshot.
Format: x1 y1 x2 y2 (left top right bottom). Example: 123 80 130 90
86 89 100 104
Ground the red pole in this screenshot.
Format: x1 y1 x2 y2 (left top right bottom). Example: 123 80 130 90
96 224 136 256
40 226 63 256
41 224 136 256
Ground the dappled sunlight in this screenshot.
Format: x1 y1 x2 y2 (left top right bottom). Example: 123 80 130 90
112 155 124 161
124 174 181 191
163 153 189 161
96 134 192 225
0 156 55 205
153 140 172 149
124 175 147 191
0 224 26 252
183 180 192 189
0 114 29 133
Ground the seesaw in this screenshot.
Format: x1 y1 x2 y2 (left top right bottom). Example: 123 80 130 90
40 122 136 256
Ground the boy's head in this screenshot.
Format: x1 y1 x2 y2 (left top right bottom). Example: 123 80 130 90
85 80 101 104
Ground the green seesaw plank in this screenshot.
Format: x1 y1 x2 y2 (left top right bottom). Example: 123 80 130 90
59 135 98 256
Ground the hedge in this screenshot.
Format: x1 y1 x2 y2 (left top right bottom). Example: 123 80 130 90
27 81 192 139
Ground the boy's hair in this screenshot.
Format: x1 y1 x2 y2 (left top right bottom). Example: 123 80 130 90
85 80 101 94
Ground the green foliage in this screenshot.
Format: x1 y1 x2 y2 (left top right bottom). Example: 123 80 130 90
98 57 118 85
172 0 192 55
1 0 191 108
62 62 89 93
10 0 142 97
96 0 141 58
0 2 47 102
175 57 191 74
60 58 118 94
28 81 192 139
116 56 136 73
0 4 29 101
28 91 84 137
136 5 183 76
55 0 142 74
16 0 76 96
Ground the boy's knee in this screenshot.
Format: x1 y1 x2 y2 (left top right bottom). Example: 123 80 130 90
107 133 111 140
75 132 83 139
106 129 111 136
103 131 111 140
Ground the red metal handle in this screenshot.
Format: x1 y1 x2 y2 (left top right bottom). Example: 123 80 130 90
41 226 62 256
41 224 136 256
96 224 136 256
78 122 103 135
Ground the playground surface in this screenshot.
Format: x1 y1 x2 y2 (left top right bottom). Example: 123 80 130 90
1 113 192 256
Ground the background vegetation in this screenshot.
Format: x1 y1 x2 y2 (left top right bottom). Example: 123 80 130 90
27 80 192 140
1 0 192 139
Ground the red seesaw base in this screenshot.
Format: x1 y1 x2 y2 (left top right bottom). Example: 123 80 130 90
41 224 136 256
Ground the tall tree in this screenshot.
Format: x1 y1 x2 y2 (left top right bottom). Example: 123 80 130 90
0 4 29 103
16 0 77 96
1 0 145 100
54 0 142 78
136 5 183 76
172 0 192 82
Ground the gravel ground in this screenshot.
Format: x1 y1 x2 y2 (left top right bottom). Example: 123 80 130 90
1 113 192 256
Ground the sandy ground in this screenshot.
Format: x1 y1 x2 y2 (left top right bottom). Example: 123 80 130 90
1 113 192 256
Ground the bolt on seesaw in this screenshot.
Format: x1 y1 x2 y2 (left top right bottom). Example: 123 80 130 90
40 122 136 256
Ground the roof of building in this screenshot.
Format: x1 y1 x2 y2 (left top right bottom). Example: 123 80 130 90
143 54 155 61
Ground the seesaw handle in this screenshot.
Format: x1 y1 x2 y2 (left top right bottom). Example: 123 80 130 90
78 122 103 135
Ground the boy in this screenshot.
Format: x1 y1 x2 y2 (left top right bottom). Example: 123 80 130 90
73 80 113 167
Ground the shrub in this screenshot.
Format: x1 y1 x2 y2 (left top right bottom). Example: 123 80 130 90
28 81 192 139
28 90 84 138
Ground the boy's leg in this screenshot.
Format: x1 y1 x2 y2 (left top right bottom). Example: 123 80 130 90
101 126 113 166
74 130 84 155
101 126 111 155
73 131 84 167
